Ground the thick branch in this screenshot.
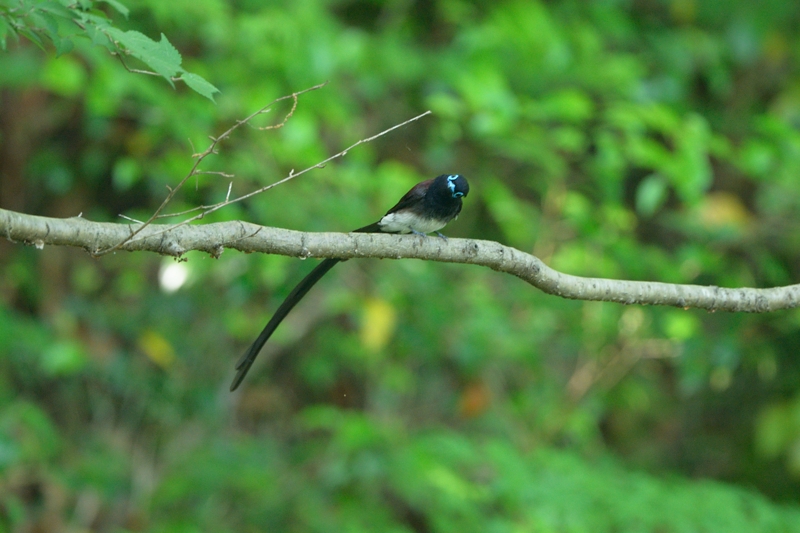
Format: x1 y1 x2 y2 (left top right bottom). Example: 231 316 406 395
3 207 798 313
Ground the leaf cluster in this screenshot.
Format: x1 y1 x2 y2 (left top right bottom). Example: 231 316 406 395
0 0 217 99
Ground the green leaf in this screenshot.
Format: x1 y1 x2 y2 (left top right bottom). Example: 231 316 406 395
54 35 73 55
180 72 219 102
0 17 10 51
84 21 112 48
112 157 141 190
80 12 113 28
755 404 791 458
17 26 46 51
41 55 85 95
482 178 538 248
37 1 78 21
636 173 668 216
29 11 59 37
105 29 182 85
97 0 129 18
41 340 89 376
0 402 61 462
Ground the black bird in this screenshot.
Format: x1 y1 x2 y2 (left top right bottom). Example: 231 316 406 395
230 174 469 391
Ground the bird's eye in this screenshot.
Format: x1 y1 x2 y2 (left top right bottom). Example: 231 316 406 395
446 175 460 196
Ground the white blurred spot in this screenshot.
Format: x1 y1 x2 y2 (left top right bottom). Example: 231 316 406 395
159 261 189 293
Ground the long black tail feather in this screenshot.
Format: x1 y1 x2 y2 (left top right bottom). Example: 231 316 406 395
230 258 341 391
230 223 385 391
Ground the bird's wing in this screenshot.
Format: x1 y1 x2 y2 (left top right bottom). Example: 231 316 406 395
350 178 433 234
383 178 432 216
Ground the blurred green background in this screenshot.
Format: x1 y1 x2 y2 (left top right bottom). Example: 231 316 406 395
3 0 800 531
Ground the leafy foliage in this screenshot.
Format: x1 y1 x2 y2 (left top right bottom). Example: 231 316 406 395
2 0 800 531
0 0 218 100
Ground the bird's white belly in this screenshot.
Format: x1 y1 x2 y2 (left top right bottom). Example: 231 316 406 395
378 211 446 234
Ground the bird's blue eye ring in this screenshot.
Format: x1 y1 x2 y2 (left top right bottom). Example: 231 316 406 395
446 174 461 197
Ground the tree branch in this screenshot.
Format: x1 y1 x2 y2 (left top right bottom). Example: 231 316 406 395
3 207 798 313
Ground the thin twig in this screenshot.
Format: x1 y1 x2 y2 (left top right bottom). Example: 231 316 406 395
119 110 433 247
257 92 298 131
118 214 144 224
92 82 328 256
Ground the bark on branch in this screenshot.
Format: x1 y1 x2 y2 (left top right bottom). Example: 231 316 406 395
2 207 798 313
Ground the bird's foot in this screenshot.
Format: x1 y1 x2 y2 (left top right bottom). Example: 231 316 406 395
411 229 427 237
435 231 448 241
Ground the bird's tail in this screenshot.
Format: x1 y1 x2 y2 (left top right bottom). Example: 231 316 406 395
230 221 386 391
230 257 341 391
352 221 382 233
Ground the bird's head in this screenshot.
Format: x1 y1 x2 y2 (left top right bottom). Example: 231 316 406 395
439 174 469 200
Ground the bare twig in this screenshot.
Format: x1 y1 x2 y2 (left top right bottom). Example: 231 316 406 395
94 82 328 256
257 91 298 131
113 109 433 249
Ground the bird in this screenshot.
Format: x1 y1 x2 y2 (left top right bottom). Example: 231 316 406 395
230 174 470 391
